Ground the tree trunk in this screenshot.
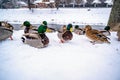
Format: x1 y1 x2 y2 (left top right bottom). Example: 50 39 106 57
108 0 120 31
28 0 31 10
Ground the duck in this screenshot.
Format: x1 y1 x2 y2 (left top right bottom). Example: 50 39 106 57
84 25 110 44
21 21 49 48
74 25 85 35
57 24 73 43
0 21 13 40
99 26 111 36
21 21 37 33
0 21 14 30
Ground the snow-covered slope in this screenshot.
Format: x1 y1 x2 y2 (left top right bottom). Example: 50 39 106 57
0 30 120 80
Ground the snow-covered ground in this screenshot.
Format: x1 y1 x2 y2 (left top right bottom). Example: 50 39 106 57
0 8 111 26
0 8 120 80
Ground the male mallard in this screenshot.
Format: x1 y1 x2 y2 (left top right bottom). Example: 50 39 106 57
21 21 49 48
74 25 85 35
99 26 111 36
57 24 73 43
84 25 110 44
21 21 37 33
0 21 13 40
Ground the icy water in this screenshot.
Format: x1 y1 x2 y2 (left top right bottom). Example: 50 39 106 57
12 24 105 30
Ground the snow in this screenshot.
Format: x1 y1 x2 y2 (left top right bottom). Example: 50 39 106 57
0 8 111 26
17 1 28 6
0 8 120 80
92 0 101 4
34 0 43 4
105 0 113 5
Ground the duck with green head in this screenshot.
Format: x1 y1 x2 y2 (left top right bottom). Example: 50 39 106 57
99 26 111 36
57 23 73 43
21 21 49 48
37 21 49 46
23 21 31 33
74 25 85 35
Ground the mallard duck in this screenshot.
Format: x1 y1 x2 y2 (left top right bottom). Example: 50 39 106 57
0 21 14 30
84 25 110 44
57 24 73 43
21 33 49 48
0 21 13 40
21 21 37 33
0 27 13 41
74 25 85 35
21 21 49 48
99 26 111 36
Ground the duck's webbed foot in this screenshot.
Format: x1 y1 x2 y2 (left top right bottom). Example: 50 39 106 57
90 41 95 45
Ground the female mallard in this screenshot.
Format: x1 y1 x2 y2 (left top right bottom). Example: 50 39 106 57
0 21 13 40
74 25 85 35
0 21 14 30
21 21 49 48
57 24 73 43
85 25 110 44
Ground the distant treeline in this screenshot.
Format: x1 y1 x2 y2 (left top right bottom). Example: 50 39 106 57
0 0 113 9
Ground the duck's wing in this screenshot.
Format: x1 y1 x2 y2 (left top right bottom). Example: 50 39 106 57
91 29 100 34
62 31 73 40
0 27 13 40
96 33 110 40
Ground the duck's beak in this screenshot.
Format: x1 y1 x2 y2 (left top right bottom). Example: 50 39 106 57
21 24 24 28
46 28 51 32
70 27 73 32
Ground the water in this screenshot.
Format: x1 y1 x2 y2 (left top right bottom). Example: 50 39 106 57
11 23 105 30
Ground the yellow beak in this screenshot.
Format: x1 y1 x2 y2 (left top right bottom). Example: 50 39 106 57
70 28 73 32
46 28 51 32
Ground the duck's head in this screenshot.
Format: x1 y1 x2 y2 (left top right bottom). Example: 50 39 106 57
75 25 79 29
67 24 73 32
42 21 50 32
104 26 110 31
42 21 47 26
85 25 92 31
23 21 31 27
0 21 6 26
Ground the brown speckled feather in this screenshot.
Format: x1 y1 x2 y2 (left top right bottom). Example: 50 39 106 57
85 25 110 44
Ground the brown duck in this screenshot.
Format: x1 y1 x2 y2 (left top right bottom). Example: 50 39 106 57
57 24 73 43
84 25 110 44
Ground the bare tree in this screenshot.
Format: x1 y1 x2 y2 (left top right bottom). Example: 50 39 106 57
99 0 107 3
108 0 120 30
75 0 81 4
28 0 31 10
86 0 94 4
55 0 60 9
65 0 72 5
